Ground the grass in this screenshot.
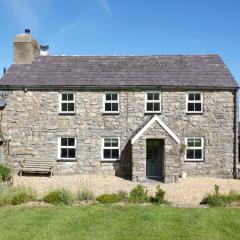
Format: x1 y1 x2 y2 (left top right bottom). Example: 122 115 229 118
0 206 240 239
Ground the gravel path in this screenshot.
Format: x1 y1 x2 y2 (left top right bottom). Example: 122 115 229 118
13 175 240 207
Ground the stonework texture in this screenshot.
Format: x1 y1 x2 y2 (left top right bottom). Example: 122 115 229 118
0 90 235 182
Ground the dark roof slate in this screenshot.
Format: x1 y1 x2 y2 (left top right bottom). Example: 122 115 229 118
0 55 238 89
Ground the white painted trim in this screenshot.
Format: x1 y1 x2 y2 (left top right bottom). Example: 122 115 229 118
58 137 77 160
59 92 76 114
101 137 120 161
185 92 203 113
103 92 120 114
144 91 161 113
131 115 180 144
184 137 204 161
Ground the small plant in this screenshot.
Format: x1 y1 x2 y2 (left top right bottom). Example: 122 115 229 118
150 185 167 204
43 189 74 205
129 185 149 203
201 186 240 207
214 185 220 195
77 189 94 202
0 186 36 206
96 194 122 204
117 190 128 199
0 164 11 181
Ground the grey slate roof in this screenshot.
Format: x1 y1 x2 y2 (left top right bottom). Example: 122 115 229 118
0 55 238 89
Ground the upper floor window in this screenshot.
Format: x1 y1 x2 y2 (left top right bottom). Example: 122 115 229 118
145 91 161 113
59 92 75 114
186 92 203 113
185 137 204 161
102 137 120 160
58 137 76 160
103 92 119 113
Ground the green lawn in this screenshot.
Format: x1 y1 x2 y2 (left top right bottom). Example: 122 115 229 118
0 205 240 240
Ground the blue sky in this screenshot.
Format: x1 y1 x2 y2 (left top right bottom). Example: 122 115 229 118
1 0 240 83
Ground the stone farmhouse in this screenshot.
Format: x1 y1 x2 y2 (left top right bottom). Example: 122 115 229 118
0 30 238 183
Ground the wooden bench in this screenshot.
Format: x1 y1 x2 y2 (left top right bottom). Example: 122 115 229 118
19 160 54 177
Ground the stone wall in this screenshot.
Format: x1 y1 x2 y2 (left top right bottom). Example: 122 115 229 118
0 90 235 181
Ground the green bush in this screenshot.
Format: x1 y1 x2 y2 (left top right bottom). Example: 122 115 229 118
0 186 36 206
77 189 94 202
43 189 74 205
201 187 240 207
0 164 11 181
150 185 167 204
129 185 149 203
96 194 122 204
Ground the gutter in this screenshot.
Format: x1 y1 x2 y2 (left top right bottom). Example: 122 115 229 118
233 87 239 179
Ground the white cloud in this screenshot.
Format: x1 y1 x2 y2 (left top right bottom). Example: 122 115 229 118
97 0 112 16
3 0 39 30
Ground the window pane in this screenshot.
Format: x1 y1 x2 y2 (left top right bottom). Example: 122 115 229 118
187 139 194 147
147 103 153 111
105 103 111 111
147 93 153 100
195 103 202 112
68 103 74 112
104 149 111 159
112 94 118 100
153 93 159 100
62 94 67 101
106 94 111 101
112 103 118 112
112 149 119 159
186 149 194 159
195 94 201 101
188 103 194 112
188 94 194 100
61 138 68 146
68 149 76 158
62 103 68 112
68 138 75 146
68 94 73 101
61 148 68 158
104 139 111 147
195 139 202 147
154 102 160 111
195 150 202 159
112 139 118 147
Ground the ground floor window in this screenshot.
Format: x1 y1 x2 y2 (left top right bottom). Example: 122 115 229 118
185 137 204 161
58 137 76 160
102 137 120 160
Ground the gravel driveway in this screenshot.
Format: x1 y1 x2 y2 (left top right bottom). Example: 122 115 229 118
13 175 240 207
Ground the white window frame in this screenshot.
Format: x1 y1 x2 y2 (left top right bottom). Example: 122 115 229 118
58 137 77 160
103 92 120 114
59 92 75 114
101 137 120 161
145 91 161 113
185 137 204 161
186 92 203 113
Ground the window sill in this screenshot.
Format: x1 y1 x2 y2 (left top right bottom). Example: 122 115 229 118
102 112 119 115
59 112 76 116
57 159 77 162
101 159 119 163
184 160 204 162
144 112 161 115
186 111 203 115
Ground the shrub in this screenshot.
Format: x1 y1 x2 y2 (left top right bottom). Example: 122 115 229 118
0 164 11 181
150 185 167 204
117 190 128 199
0 186 36 206
96 194 122 204
129 185 149 203
77 189 94 202
43 189 74 205
201 187 240 207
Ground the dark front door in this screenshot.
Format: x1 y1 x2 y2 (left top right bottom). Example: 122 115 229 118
146 139 164 180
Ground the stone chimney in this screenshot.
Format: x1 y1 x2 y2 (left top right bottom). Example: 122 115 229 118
13 29 40 64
